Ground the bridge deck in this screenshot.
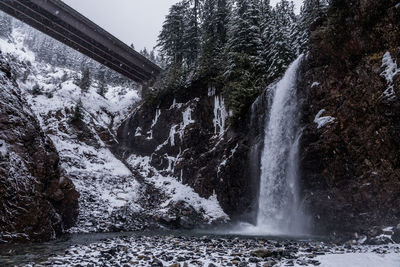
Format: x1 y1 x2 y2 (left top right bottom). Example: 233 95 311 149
0 0 162 83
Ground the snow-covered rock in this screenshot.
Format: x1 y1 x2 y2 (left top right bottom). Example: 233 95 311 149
0 53 79 242
314 109 335 129
381 52 399 101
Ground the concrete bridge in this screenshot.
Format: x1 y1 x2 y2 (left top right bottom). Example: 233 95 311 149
0 0 162 83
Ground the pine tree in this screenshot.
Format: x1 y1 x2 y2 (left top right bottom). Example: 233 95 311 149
223 0 265 119
79 67 91 93
198 0 230 79
198 0 218 76
183 0 202 67
140 48 150 59
215 0 230 47
71 98 84 122
259 0 274 83
32 82 42 96
97 68 107 97
52 42 67 66
157 2 188 65
36 38 55 63
225 0 264 79
149 50 156 63
297 0 329 53
259 0 271 18
266 0 297 81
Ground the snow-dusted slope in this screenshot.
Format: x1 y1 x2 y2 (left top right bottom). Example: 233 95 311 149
1 30 143 232
0 28 228 233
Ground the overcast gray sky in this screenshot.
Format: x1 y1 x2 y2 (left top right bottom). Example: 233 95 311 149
62 0 303 52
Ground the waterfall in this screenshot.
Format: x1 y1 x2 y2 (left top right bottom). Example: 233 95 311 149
256 55 307 235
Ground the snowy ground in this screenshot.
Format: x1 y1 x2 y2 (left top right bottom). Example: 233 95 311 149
15 233 400 267
309 252 400 267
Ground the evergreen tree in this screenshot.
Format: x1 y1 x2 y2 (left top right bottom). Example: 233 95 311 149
259 0 271 18
140 48 158 65
61 72 68 83
32 82 42 96
52 42 68 66
183 0 202 67
266 0 297 81
223 0 265 119
297 0 329 53
157 2 188 65
79 67 91 93
71 98 84 123
0 13 12 39
140 48 150 59
198 0 218 76
215 0 230 47
198 0 230 79
36 38 54 63
149 50 156 63
224 0 264 79
97 68 107 97
259 0 274 82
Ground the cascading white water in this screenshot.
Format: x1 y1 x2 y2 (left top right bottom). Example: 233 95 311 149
255 55 307 235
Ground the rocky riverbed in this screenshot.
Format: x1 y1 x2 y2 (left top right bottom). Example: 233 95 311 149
1 231 399 267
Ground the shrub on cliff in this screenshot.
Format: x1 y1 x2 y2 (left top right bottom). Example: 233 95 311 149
71 99 84 123
32 82 42 96
79 67 91 93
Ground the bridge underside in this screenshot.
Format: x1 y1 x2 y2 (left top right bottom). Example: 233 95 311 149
0 0 161 83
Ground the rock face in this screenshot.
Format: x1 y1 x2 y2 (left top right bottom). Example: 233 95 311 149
299 0 400 236
0 56 79 242
106 0 400 236
116 84 263 222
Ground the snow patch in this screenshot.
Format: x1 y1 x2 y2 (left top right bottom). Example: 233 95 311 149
126 154 228 223
306 252 400 267
169 124 178 146
381 52 399 101
0 29 35 62
182 106 194 128
50 135 131 177
0 140 8 157
314 109 335 129
208 86 216 96
217 144 239 176
169 98 183 109
135 127 142 137
151 109 161 128
178 106 195 140
213 95 228 137
311 82 320 88
147 109 161 139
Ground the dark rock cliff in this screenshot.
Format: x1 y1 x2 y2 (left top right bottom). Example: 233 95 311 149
299 0 400 238
0 56 79 243
116 84 266 223
117 0 400 238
